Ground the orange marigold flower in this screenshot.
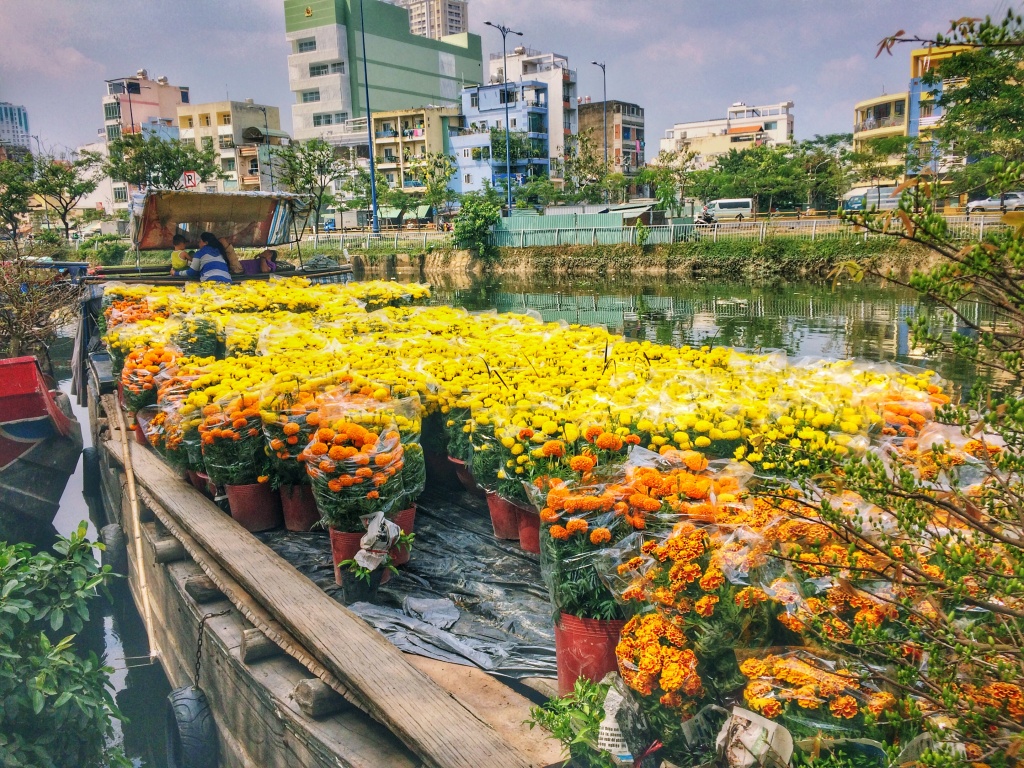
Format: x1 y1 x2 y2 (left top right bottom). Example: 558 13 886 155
679 450 708 472
624 434 642 445
565 517 589 535
367 490 380 499
518 428 535 440
829 695 859 719
569 455 597 473
549 525 569 540
542 440 566 458
589 527 612 545
328 446 347 461
595 432 624 451
735 587 768 608
698 569 725 591
694 594 719 617
327 478 343 492
539 507 560 523
310 442 329 456
283 422 301 436
584 426 603 442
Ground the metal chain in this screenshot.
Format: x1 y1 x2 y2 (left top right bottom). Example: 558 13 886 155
193 609 230 688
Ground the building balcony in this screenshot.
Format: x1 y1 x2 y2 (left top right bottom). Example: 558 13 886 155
238 145 259 157
377 156 399 166
854 116 906 134
402 128 425 138
402 179 425 189
375 129 398 138
241 173 261 186
919 114 942 129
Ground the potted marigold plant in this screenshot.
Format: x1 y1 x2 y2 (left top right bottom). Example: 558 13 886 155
262 389 322 531
199 393 281 532
300 417 405 585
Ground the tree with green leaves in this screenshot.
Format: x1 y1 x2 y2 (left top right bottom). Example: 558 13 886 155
106 134 219 192
274 138 349 233
454 190 501 262
342 165 390 225
0 525 129 768
0 154 34 243
715 144 805 213
797 133 854 212
561 129 608 203
639 150 699 216
848 135 913 195
33 152 102 241
408 152 457 216
513 173 560 208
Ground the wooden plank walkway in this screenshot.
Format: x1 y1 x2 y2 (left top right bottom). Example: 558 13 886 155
102 400 534 768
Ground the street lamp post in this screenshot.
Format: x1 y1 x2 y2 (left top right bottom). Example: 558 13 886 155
360 0 380 234
485 20 523 213
591 61 608 202
245 104 275 192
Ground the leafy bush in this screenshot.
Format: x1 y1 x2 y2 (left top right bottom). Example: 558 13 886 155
80 234 129 266
34 229 64 246
454 192 501 263
0 523 128 768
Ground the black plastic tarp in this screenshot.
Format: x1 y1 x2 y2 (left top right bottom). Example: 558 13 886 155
256 489 558 679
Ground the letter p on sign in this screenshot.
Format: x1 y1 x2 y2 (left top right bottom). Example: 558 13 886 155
182 170 199 189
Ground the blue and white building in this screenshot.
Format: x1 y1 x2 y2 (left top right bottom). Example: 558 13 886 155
0 102 31 151
449 80 549 195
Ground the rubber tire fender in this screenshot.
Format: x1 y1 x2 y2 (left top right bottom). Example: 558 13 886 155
81 446 101 498
99 523 127 577
166 686 219 768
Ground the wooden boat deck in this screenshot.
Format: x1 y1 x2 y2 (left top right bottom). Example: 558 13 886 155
97 394 563 768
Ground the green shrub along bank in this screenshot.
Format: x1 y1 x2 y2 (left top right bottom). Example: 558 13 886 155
494 237 924 279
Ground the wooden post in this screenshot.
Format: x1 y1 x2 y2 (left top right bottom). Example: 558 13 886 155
293 678 349 719
150 532 186 564
183 574 222 604
241 627 283 663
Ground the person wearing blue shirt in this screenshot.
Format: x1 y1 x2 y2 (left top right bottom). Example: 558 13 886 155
177 232 232 283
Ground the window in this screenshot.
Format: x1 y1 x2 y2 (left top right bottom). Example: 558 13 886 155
113 186 128 203
920 103 934 119
622 127 631 140
464 174 471 183
201 114 211 126
511 118 517 128
470 92 479 108
764 121 777 130
330 62 345 74
463 149 470 158
301 90 321 103
221 114 231 125
249 159 259 174
313 114 329 126
222 158 236 172
201 136 214 149
104 102 121 121
186 117 194 128
180 89 190 104
218 136 234 149
297 38 316 53
309 63 329 77
335 112 348 123
499 87 516 105
895 101 906 116
106 124 121 142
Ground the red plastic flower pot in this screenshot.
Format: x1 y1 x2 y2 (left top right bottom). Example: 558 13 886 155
388 505 417 566
280 484 320 532
447 456 486 498
554 613 627 696
225 482 283 533
517 506 541 554
485 492 521 541
188 470 215 500
329 527 364 586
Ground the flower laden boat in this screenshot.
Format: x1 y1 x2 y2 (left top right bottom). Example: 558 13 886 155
0 356 83 545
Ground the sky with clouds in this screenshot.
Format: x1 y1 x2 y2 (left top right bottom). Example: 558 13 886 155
0 0 1015 153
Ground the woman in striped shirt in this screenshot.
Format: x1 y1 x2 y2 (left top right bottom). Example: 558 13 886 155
178 232 232 283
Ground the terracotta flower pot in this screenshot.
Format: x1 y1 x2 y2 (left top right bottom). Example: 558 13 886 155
280 484 320 532
485 492 522 540
516 506 541 554
134 423 148 446
554 613 627 696
447 455 486 498
388 506 416 566
225 482 283 532
329 527 364 586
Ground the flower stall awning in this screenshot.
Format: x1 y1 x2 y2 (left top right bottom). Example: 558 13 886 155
130 190 310 251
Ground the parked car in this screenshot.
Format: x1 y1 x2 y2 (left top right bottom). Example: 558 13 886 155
968 192 1024 212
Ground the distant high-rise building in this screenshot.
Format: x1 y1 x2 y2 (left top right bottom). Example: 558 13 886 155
659 102 794 168
0 102 31 151
578 100 645 177
283 0 481 143
392 0 467 39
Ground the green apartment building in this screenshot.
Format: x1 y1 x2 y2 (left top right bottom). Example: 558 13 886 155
284 0 482 141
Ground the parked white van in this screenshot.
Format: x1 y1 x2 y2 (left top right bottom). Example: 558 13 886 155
706 198 754 221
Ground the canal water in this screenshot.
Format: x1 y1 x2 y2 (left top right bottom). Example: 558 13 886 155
43 274 968 766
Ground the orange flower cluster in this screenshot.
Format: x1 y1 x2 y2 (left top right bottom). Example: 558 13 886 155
300 421 404 497
616 613 703 711
198 394 262 445
121 345 178 401
105 298 165 329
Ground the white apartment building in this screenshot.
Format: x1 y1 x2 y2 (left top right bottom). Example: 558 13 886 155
74 133 118 214
488 47 577 178
659 101 795 167
393 0 467 39
0 102 31 151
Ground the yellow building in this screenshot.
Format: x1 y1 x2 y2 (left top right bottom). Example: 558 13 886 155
371 106 462 191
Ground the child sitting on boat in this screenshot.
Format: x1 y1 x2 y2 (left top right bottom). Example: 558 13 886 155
177 232 232 283
169 235 192 273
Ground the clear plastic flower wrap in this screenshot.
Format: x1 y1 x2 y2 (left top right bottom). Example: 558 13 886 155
199 392 270 487
735 649 897 740
300 410 405 533
169 314 222 359
120 344 179 413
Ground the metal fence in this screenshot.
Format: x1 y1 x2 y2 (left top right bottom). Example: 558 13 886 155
302 231 456 250
487 215 1010 248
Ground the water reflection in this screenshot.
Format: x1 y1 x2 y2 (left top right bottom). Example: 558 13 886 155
419 274 979 390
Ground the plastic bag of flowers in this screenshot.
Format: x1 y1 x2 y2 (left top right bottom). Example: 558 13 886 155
735 649 898 740
120 343 179 413
104 318 170 378
168 314 222 359
261 379 325 488
317 387 425 512
300 414 405 534
199 393 271 488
